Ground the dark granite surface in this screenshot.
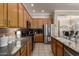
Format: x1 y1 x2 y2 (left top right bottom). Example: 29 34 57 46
0 36 32 56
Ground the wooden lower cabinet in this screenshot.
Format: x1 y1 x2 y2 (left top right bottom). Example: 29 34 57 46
15 45 26 56
51 38 57 56
26 38 32 56
15 38 32 56
56 41 64 56
15 50 20 56
34 34 43 43
51 37 64 56
20 45 26 56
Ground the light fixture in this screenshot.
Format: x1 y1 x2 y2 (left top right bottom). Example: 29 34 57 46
31 4 34 7
41 10 45 12
33 10 35 12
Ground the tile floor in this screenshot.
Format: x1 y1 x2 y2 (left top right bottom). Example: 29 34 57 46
31 43 53 56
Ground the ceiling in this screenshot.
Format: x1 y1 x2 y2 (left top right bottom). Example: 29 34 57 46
24 3 79 18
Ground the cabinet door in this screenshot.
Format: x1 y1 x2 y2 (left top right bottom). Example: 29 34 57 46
26 41 30 56
56 41 64 56
15 50 20 56
29 38 32 51
38 19 43 28
38 34 43 43
33 20 38 28
34 35 38 43
24 10 27 28
8 3 18 27
26 38 32 56
3 4 8 27
21 45 26 56
40 19 43 27
19 4 24 28
31 20 35 28
26 13 29 21
0 4 6 27
52 38 57 56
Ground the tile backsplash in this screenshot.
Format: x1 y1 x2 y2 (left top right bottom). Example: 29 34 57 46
0 28 19 37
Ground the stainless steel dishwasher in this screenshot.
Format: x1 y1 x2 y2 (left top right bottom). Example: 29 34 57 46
64 46 79 56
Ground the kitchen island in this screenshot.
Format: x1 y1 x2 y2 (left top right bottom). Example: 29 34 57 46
51 35 79 56
0 36 33 56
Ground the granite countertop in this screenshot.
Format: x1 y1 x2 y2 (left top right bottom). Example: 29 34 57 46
0 36 32 56
51 35 79 54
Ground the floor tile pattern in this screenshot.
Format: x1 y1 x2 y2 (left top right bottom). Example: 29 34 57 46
31 43 53 56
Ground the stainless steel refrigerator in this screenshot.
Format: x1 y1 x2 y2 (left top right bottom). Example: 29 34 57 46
43 24 51 44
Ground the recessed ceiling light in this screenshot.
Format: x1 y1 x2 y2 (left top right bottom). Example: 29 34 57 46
41 10 45 12
31 4 34 7
33 10 35 12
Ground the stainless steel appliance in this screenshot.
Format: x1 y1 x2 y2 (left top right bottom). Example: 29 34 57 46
43 24 51 44
64 46 79 56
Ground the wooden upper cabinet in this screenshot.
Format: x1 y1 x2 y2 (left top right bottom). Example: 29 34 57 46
28 15 30 21
26 13 28 20
19 4 24 28
0 3 32 28
38 19 43 28
8 3 18 27
3 4 8 27
24 10 27 28
43 19 48 25
31 18 50 28
0 3 5 27
32 19 38 28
